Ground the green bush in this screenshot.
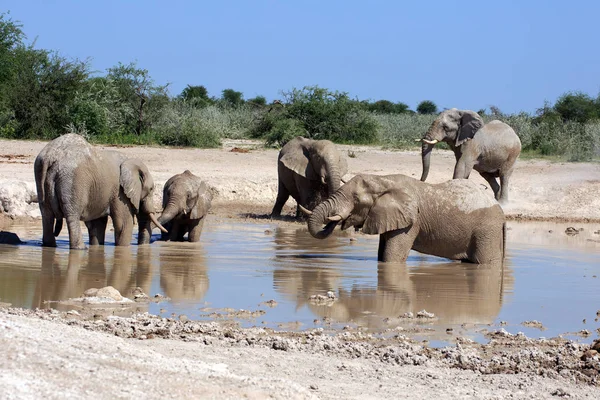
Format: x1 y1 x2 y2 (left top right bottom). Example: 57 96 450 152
250 86 379 146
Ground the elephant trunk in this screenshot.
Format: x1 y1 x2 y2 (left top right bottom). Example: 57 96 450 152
324 156 342 196
158 200 181 225
307 193 351 239
420 141 434 182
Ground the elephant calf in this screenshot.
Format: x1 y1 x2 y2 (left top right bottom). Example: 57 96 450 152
271 136 347 218
304 173 505 264
418 108 521 204
158 170 212 242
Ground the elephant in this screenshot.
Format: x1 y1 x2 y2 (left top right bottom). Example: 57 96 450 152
158 170 212 242
304 173 506 264
271 136 348 218
34 133 167 249
417 108 521 204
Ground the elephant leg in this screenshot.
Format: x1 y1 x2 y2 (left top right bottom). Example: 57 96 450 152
498 169 513 205
41 212 57 247
468 229 504 264
85 216 108 246
187 218 205 242
113 215 134 246
479 172 501 200
453 156 474 179
65 215 86 250
271 180 290 217
377 227 417 262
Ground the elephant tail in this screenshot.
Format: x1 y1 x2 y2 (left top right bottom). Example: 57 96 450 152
54 218 63 237
502 221 506 259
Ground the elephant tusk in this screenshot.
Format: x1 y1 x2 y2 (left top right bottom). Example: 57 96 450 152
298 204 313 216
341 177 348 184
149 212 168 233
414 138 423 142
422 139 439 145
327 215 343 222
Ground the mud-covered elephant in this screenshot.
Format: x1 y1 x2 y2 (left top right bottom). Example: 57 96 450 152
157 170 212 242
271 136 348 218
418 108 521 204
305 174 505 263
34 134 167 249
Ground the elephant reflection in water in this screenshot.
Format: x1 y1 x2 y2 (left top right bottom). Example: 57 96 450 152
32 247 154 310
159 244 209 301
272 226 348 307
274 259 513 329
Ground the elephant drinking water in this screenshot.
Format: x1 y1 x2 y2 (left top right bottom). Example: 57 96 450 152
34 133 167 249
304 173 506 264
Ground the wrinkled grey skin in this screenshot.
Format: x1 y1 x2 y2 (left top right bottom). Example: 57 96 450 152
271 136 348 218
419 108 521 204
158 170 212 242
34 134 166 249
307 174 505 264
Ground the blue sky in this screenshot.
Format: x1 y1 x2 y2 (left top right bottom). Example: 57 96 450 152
3 0 599 114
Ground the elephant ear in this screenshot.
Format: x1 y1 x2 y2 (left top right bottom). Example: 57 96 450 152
189 183 213 220
456 110 484 147
120 159 154 212
280 150 318 180
362 188 417 235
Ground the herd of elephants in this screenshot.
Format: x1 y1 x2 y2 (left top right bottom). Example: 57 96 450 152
33 108 521 264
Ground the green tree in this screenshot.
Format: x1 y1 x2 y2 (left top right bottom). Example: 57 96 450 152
416 100 438 115
247 95 267 107
221 88 244 108
251 86 378 146
368 100 410 114
180 84 209 101
107 61 169 135
553 91 598 123
8 46 89 138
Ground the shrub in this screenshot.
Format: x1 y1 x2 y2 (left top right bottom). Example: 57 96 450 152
250 86 379 146
416 100 438 115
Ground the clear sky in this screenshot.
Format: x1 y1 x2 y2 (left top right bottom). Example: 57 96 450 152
3 0 599 114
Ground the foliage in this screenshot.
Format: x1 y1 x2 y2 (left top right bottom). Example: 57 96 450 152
553 92 599 123
0 13 599 158
250 86 379 146
416 100 438 115
221 88 244 108
368 100 411 114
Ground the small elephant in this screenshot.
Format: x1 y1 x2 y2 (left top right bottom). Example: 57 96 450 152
304 173 505 264
271 136 347 218
34 133 167 249
418 108 521 204
158 170 212 242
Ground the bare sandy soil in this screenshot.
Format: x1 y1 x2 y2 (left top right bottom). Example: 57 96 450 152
0 137 599 399
1 138 599 221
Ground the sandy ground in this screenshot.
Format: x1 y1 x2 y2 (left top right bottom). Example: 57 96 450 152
0 138 599 221
0 137 600 399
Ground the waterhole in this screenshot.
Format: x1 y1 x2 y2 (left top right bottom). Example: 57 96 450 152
0 219 599 346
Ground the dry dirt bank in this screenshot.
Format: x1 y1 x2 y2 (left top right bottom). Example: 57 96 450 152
1 307 598 399
0 138 599 222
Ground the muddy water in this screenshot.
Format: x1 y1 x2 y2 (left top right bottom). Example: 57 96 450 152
0 220 599 345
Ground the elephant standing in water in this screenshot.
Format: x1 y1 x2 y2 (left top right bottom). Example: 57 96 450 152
34 134 167 249
418 108 521 204
271 136 347 218
158 170 212 242
304 174 505 264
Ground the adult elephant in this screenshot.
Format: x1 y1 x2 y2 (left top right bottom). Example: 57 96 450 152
271 136 347 218
304 174 505 264
158 170 212 242
34 134 167 249
418 108 521 204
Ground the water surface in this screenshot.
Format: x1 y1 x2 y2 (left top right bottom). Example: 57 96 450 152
1 219 598 345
